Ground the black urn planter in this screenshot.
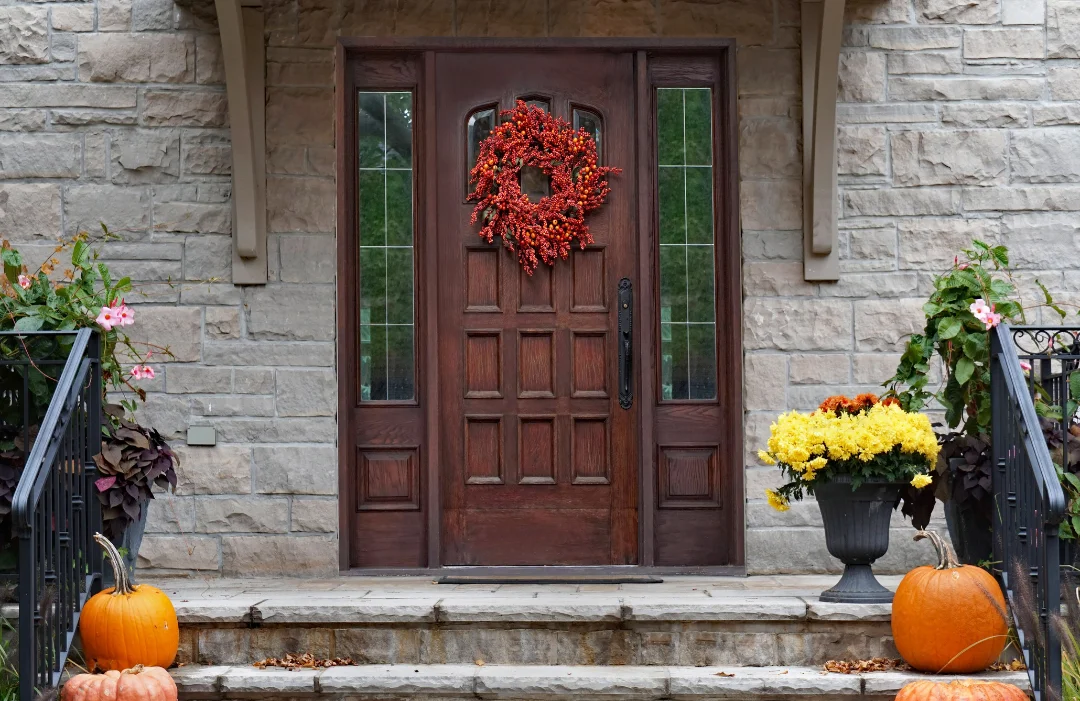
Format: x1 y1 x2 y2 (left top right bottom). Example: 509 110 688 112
816 476 902 604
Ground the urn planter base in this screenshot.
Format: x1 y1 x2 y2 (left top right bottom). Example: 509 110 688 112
815 477 902 604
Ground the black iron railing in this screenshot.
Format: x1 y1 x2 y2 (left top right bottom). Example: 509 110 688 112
991 324 1069 701
7 330 102 701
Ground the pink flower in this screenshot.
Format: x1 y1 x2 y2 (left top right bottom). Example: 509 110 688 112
970 299 992 319
16 275 30 290
116 303 134 327
1020 360 1032 373
983 312 1002 330
95 306 118 331
131 365 155 380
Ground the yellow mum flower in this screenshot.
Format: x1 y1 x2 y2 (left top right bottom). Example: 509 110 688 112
910 473 933 489
757 450 776 465
766 489 790 512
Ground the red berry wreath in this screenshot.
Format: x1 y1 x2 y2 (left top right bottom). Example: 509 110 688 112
468 101 621 275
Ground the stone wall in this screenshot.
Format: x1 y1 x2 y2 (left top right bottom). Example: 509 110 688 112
0 0 1060 576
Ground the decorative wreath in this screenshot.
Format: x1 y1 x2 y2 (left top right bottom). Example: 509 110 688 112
468 101 621 275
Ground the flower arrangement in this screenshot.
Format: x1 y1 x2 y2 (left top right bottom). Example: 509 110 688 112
468 101 620 275
760 394 940 512
0 230 176 542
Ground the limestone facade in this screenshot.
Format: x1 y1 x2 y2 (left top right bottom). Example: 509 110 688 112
0 0 1063 575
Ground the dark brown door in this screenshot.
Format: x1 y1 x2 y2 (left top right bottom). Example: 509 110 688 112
436 52 638 565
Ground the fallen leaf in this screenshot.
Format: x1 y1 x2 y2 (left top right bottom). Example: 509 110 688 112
824 658 908 674
715 672 735 677
988 660 1026 672
253 653 355 670
475 659 486 666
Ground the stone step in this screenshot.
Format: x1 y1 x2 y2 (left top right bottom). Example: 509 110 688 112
172 663 1030 700
174 594 900 667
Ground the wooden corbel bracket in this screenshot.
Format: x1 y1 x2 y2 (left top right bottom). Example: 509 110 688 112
802 0 845 281
215 0 267 284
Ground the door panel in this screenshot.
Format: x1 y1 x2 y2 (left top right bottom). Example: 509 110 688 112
436 51 638 566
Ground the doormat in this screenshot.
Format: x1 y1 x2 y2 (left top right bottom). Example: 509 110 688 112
436 575 663 585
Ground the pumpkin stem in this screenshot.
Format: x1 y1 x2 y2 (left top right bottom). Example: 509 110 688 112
914 529 962 570
93 532 136 596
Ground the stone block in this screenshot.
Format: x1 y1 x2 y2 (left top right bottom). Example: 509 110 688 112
195 496 290 533
854 298 927 351
250 627 332 660
746 527 838 575
0 7 49 65
235 368 275 394
744 261 816 296
1003 0 1045 23
266 47 334 86
211 418 336 443
52 5 95 31
245 284 335 341
1049 0 1080 57
0 110 46 132
0 85 137 109
266 177 335 233
319 664 474 695
737 48 799 96
853 353 904 383
789 354 850 385
220 535 337 577
887 52 963 75
837 103 938 123
740 180 801 230
964 28 1045 58
820 272 919 298
0 134 80 178
206 306 240 339
333 628 423 664
276 368 335 417
98 0 133 30
254 445 336 495
744 299 853 352
1034 104 1080 125
845 188 961 216
196 34 225 84
888 77 1044 100
124 305 202 362
144 495 195 533
137 534 220 571
220 667 318 694
892 130 1007 186
661 0 774 44
132 0 175 30
1011 128 1080 182
192 396 276 417
112 130 180 184
174 444 251 495
897 217 1000 269
183 132 231 176
0 184 60 241
79 34 194 83
845 226 896 261
183 234 232 280
166 366 231 394
838 52 886 102
869 26 962 49
744 230 801 260
203 341 335 366
266 87 333 147
740 119 800 178
548 0 658 36
290 498 336 532
845 0 912 22
278 234 335 283
157 202 230 235
917 0 999 21
964 185 1080 210
941 102 1030 127
837 126 886 176
141 89 227 127
63 183 152 235
744 353 787 411
1001 213 1080 267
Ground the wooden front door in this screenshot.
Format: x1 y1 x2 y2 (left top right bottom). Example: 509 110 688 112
339 42 743 571
436 52 638 565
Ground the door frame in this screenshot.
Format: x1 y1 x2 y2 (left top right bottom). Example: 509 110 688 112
336 37 744 574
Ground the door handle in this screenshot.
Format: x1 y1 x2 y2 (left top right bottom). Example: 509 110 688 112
618 278 633 410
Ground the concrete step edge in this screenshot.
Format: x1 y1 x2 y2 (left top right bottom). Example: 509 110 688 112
172 663 1030 699
173 596 892 625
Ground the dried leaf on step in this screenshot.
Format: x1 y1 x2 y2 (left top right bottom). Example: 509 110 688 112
715 671 735 677
988 660 1027 671
475 659 486 666
253 653 355 669
824 658 908 674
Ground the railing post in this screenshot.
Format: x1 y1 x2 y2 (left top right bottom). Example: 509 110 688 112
17 517 34 701
86 331 102 595
991 326 1005 574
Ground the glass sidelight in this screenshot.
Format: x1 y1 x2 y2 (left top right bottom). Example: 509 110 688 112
657 88 717 401
357 91 416 401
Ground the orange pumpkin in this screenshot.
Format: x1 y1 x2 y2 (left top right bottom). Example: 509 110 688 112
61 665 177 701
80 533 179 671
895 679 1027 701
892 530 1009 673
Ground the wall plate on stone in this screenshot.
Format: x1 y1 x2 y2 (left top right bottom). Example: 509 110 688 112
187 426 217 446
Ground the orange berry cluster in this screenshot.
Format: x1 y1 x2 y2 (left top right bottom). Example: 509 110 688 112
467 101 621 275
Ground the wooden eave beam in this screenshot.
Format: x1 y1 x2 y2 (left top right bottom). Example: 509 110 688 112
802 0 845 281
216 0 267 284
